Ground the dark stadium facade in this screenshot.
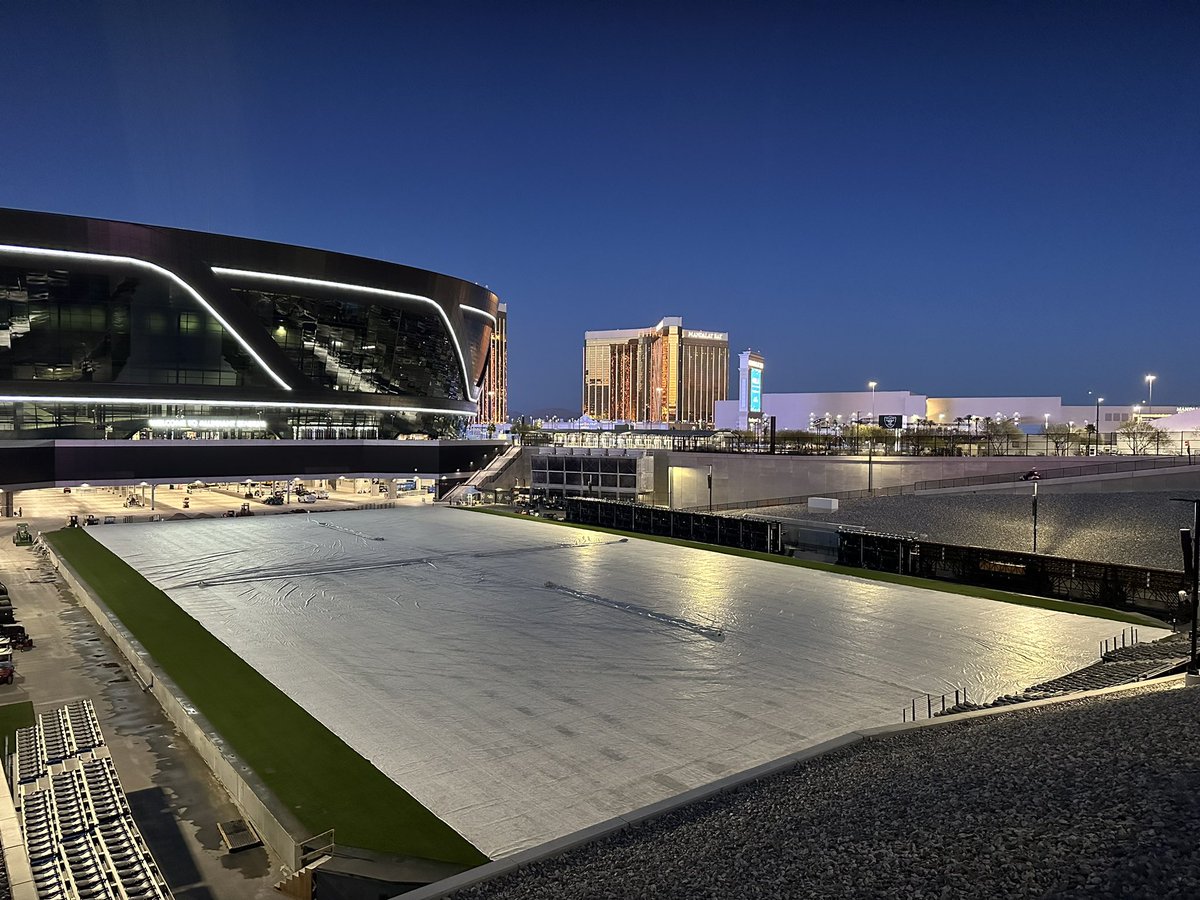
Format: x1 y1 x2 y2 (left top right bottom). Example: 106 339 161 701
0 208 501 440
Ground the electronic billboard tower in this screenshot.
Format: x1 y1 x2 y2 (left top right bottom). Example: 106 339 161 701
737 350 764 431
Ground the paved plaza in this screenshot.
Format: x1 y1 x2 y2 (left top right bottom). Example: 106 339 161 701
88 507 1162 858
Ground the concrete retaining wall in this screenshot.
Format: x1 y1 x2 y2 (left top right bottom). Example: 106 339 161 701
40 541 305 870
653 453 1104 509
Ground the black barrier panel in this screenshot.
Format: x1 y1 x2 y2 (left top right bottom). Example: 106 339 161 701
837 530 1188 617
566 498 781 555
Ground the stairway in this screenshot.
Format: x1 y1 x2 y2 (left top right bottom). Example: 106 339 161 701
443 444 523 503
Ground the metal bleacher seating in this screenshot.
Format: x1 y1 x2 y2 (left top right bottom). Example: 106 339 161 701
10 701 171 900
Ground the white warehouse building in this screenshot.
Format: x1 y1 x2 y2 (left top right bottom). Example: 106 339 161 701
714 392 1150 434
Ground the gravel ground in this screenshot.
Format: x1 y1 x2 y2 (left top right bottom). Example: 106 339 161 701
453 682 1200 900
743 491 1200 569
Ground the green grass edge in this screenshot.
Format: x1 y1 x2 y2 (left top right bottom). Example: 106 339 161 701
0 700 36 754
461 507 1165 628
44 528 488 866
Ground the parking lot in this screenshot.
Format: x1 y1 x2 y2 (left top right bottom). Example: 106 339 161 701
7 477 434 532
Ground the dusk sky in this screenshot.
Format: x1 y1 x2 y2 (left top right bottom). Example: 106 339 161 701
1 2 1196 414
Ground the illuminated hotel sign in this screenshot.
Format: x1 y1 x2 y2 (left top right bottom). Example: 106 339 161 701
683 330 727 341
749 367 762 413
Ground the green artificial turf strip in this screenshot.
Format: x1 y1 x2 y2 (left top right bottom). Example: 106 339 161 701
463 507 1165 628
45 528 486 866
0 700 35 754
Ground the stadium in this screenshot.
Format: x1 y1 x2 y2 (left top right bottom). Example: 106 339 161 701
0 207 499 441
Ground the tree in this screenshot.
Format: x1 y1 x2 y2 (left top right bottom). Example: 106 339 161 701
1118 418 1157 455
980 417 1022 456
1044 422 1078 456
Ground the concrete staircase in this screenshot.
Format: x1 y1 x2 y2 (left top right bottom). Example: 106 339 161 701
443 444 523 503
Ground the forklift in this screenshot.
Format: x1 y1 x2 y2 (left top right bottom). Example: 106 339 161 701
12 523 32 546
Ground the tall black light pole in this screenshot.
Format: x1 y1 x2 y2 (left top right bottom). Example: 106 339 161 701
868 424 875 493
707 464 713 513
1173 498 1200 676
1094 395 1104 455
1029 471 1041 552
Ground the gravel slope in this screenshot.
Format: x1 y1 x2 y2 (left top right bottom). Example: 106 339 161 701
743 491 1200 569
454 682 1200 900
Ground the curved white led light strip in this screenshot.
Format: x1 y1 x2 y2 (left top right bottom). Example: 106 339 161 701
0 394 474 416
211 266 487 402
0 244 292 391
461 305 498 325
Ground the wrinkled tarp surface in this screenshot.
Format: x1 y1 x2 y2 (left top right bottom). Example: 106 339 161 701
91 508 1162 858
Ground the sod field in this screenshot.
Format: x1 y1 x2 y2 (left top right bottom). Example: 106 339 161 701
45 527 486 866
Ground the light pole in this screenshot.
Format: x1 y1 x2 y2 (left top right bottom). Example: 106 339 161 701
1028 472 1041 552
707 464 713 513
1088 393 1104 455
868 381 877 421
1145 374 1156 417
1171 498 1200 676
866 418 875 493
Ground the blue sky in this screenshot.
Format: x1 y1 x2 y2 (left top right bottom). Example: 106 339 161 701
1 1 1196 414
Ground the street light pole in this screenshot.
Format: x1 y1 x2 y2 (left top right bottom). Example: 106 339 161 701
868 381 877 421
1094 395 1104 455
868 425 875 493
707 464 713 513
1032 478 1039 552
1171 497 1200 676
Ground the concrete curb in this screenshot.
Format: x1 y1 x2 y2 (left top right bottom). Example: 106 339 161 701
0 758 39 900
398 674 1187 900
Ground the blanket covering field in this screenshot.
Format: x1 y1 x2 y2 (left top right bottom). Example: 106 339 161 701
90 507 1160 858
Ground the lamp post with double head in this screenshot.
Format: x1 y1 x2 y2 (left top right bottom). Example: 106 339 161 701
1145 374 1156 417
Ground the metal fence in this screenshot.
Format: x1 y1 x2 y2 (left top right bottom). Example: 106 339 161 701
565 498 782 554
837 530 1187 617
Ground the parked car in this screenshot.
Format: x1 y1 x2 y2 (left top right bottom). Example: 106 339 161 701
314 490 329 500
264 495 285 506
298 493 317 504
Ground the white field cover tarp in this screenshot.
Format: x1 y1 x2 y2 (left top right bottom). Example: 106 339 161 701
91 508 1162 858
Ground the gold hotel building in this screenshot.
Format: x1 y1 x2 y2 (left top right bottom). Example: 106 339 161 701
475 303 507 424
582 317 728 427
